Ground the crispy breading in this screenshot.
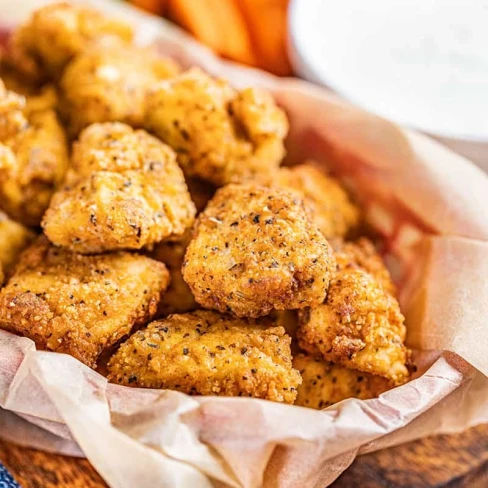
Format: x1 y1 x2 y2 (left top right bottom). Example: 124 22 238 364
59 40 179 135
107 310 301 403
333 237 396 295
42 123 195 253
186 177 216 213
151 233 198 317
8 2 133 81
0 82 69 226
298 268 409 385
183 184 335 318
0 236 169 368
69 121 178 176
145 68 288 186
263 163 360 239
0 211 35 276
293 353 392 409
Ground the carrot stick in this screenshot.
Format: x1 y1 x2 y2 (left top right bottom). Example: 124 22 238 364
167 0 223 53
168 0 256 65
132 0 169 16
235 0 292 75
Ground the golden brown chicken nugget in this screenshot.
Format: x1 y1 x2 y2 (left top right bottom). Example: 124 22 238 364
298 268 409 385
183 184 335 318
107 310 301 403
334 237 396 295
264 163 360 240
0 236 169 368
145 68 288 186
42 123 195 253
0 82 69 226
293 353 392 409
70 122 176 176
8 2 133 81
60 40 179 135
151 233 198 317
0 211 35 276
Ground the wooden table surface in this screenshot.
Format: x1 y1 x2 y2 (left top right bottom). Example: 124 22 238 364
0 424 486 487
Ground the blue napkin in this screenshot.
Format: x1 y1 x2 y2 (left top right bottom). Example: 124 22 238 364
0 462 19 487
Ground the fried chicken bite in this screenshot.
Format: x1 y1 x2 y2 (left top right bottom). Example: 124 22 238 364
59 40 179 135
145 68 288 186
150 231 197 317
183 184 335 318
42 123 195 254
293 353 392 409
0 81 68 226
0 236 169 368
107 310 301 403
333 237 396 295
298 268 409 385
0 211 35 279
69 121 177 176
8 2 133 81
263 163 360 240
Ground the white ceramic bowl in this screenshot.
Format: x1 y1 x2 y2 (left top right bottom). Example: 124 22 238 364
288 0 488 170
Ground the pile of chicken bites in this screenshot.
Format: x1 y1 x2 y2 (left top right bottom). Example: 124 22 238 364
0 3 411 408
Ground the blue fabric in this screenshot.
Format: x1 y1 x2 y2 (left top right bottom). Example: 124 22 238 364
0 462 19 488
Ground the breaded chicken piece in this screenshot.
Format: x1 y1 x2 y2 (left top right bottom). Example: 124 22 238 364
145 68 288 186
0 83 69 226
107 310 301 403
298 268 409 385
8 2 133 81
42 123 195 253
0 236 169 368
60 40 179 135
183 184 335 318
0 211 35 276
263 163 360 240
293 353 392 409
69 122 179 176
151 233 198 317
334 238 396 295
186 177 216 213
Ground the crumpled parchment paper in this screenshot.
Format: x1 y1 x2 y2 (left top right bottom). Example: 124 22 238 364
0 2 487 487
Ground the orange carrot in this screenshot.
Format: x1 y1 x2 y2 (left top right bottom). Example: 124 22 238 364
167 0 223 53
132 0 169 16
235 0 292 75
168 0 256 65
